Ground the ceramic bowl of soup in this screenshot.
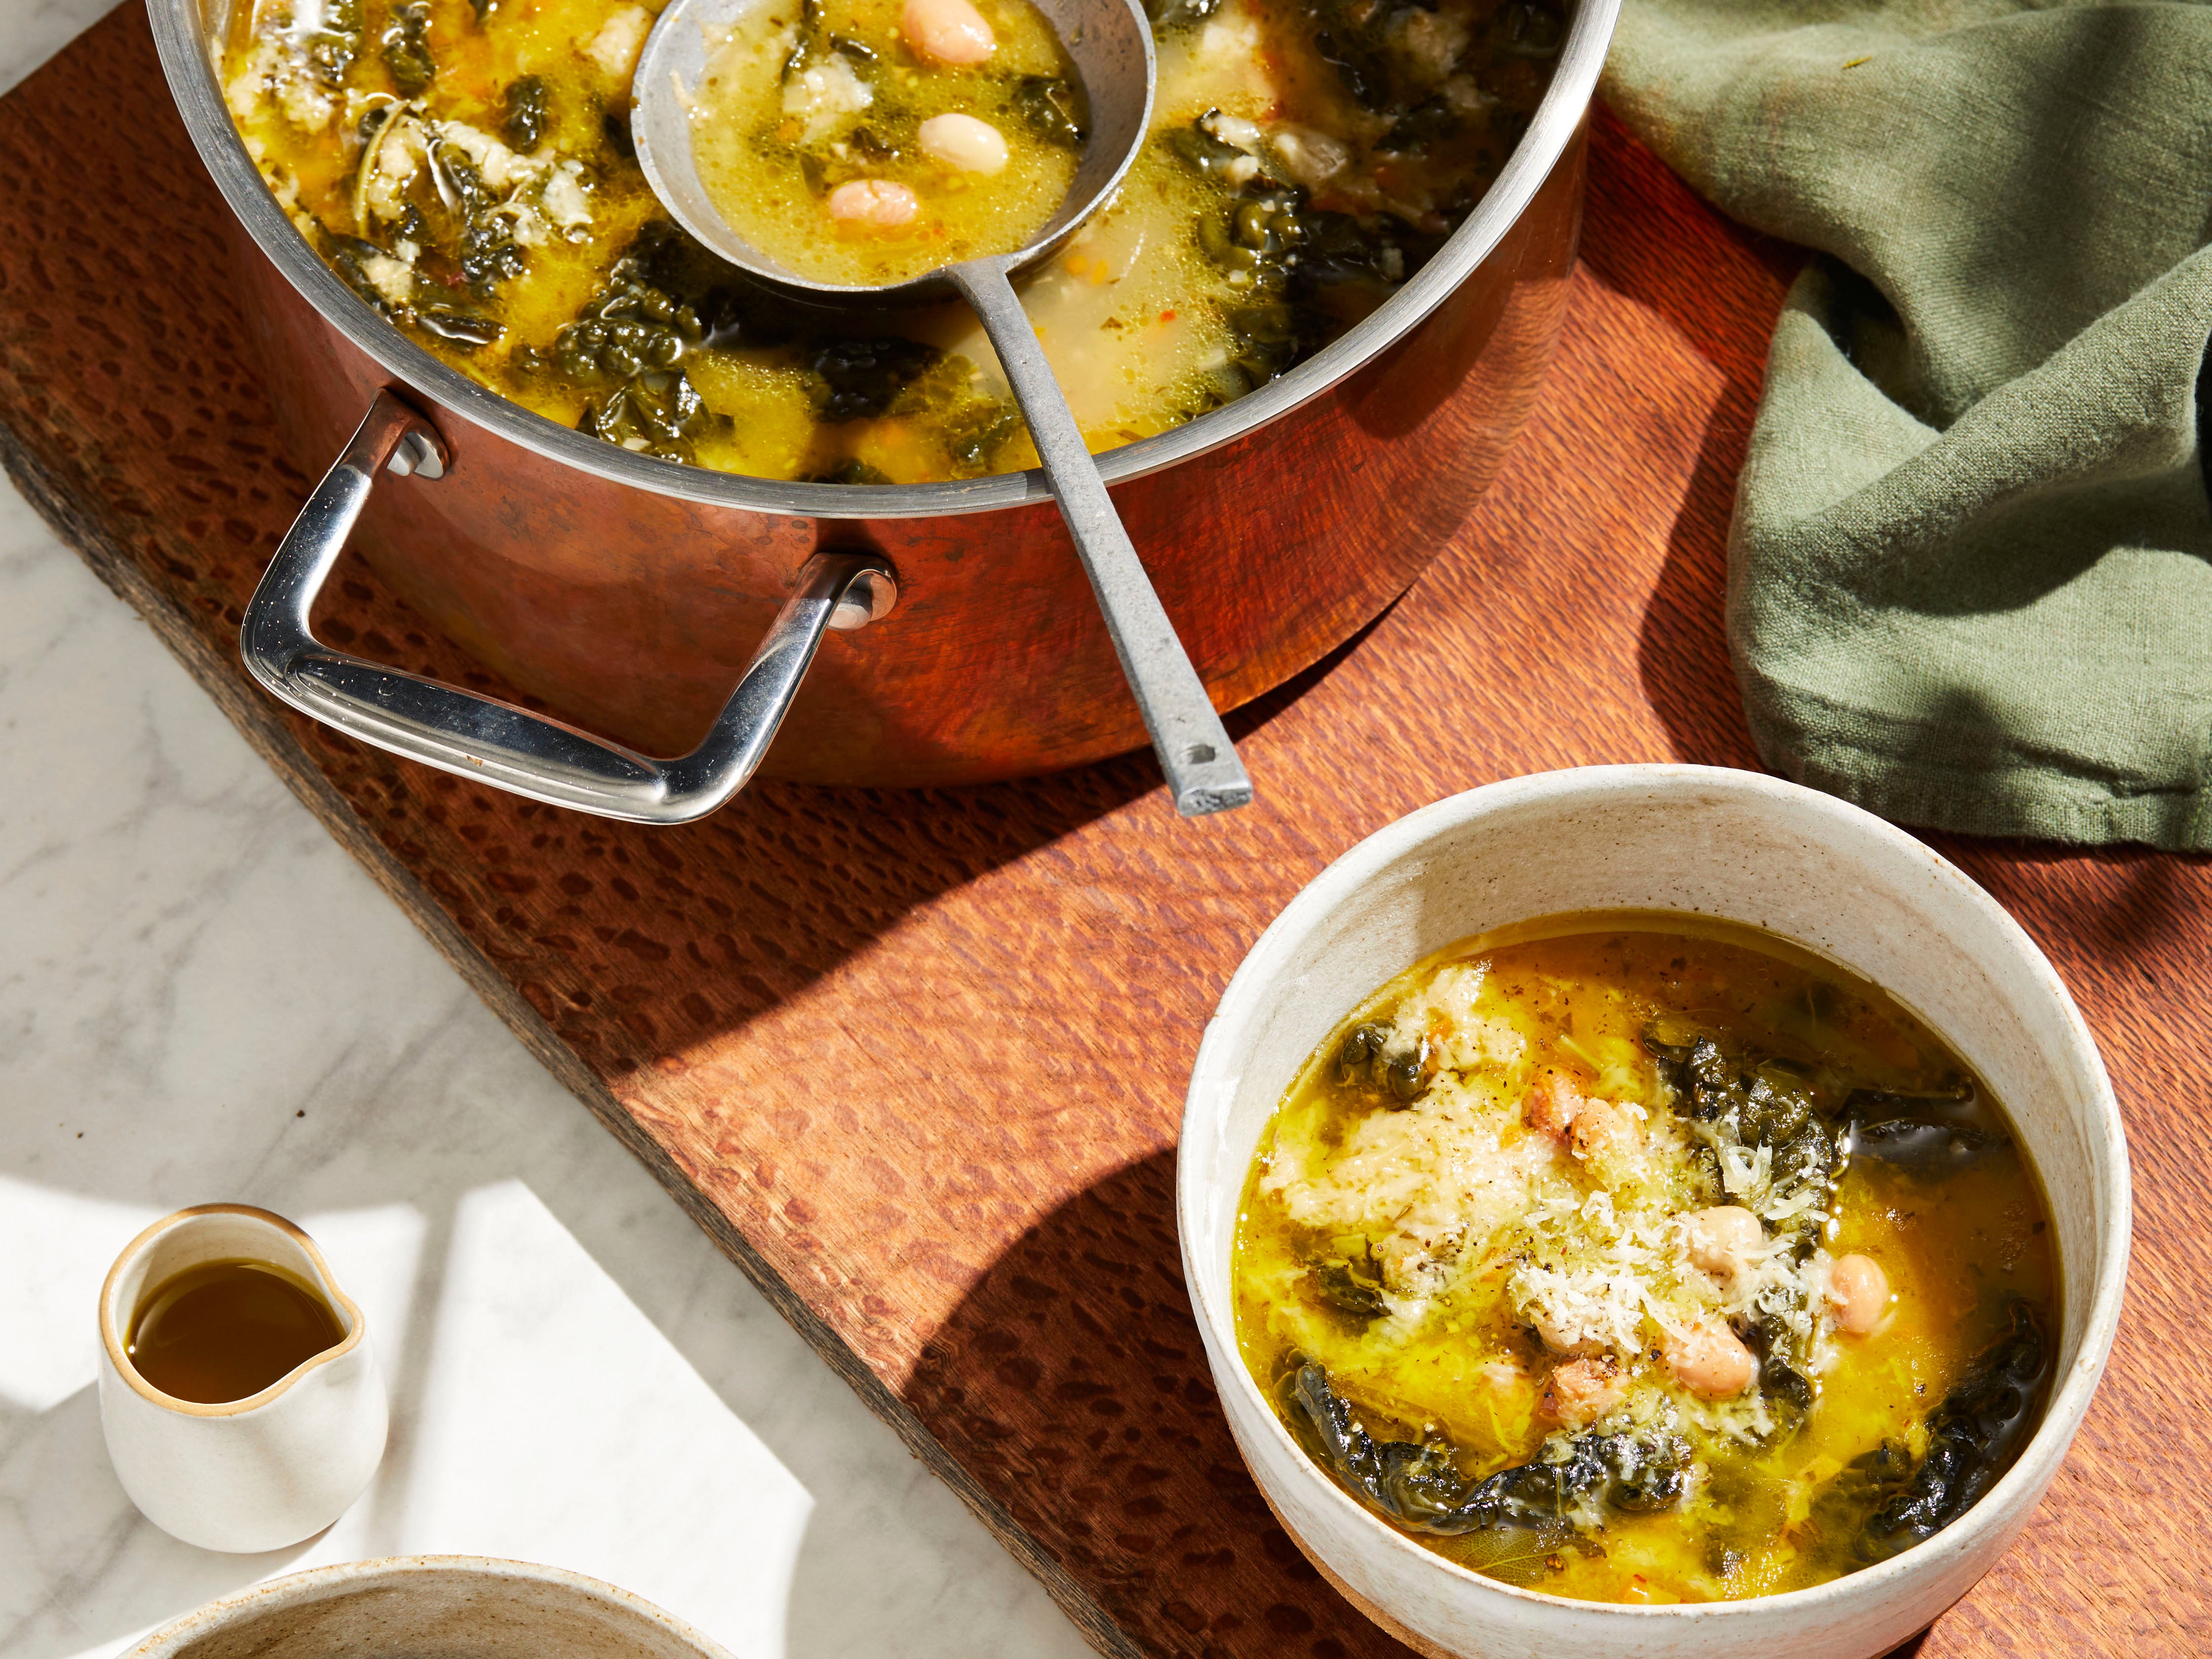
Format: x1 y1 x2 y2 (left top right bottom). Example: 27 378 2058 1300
128 1555 732 1659
1177 764 2129 1659
150 0 1618 795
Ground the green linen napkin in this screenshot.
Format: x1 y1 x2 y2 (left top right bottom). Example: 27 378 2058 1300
1601 0 2212 848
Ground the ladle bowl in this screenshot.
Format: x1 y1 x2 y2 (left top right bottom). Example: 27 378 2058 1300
632 0 1156 305
631 0 1254 815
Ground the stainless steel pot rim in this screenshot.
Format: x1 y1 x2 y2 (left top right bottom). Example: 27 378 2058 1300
151 0 1620 521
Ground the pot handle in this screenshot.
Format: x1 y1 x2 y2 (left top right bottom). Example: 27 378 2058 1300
240 389 896 825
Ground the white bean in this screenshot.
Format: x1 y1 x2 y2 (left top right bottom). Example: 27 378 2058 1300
1826 1252 1891 1335
902 0 995 63
826 179 920 228
1685 1205 1764 1281
1664 1320 1758 1398
1540 1357 1627 1427
917 112 1009 174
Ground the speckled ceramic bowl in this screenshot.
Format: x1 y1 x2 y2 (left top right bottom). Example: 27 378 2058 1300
1178 765 2130 1659
126 1556 734 1659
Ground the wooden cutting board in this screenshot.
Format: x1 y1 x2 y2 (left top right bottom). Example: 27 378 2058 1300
2 9 2203 1654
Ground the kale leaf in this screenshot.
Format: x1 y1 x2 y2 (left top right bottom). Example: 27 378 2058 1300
415 305 503 349
1500 0 1566 57
504 76 549 151
1012 76 1086 148
1337 1021 1434 1106
1813 1301 2051 1562
323 232 403 315
1313 27 1387 109
580 368 722 462
304 0 364 85
1167 117 1436 391
555 239 706 381
380 0 435 94
1286 1360 1691 1538
805 337 942 423
1310 1252 1389 1321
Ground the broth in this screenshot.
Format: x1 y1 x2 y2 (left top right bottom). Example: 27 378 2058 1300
686 0 1087 287
127 1258 348 1404
217 0 1563 480
1231 915 2058 1604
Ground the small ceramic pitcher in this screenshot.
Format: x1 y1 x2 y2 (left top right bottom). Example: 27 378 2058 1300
98 1204 389 1552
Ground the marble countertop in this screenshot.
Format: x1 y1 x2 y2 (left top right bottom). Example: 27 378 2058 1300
0 9 1095 1657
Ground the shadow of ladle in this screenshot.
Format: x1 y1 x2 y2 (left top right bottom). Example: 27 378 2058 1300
631 0 1252 815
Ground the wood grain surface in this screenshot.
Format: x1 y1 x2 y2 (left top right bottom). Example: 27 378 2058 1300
2 9 2204 1655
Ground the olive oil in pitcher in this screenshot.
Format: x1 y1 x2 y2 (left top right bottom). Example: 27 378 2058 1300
126 1259 346 1404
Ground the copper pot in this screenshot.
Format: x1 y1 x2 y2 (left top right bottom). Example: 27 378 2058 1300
151 0 1618 816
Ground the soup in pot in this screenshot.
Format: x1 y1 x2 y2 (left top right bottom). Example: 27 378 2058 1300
217 0 1564 481
1231 916 2058 1604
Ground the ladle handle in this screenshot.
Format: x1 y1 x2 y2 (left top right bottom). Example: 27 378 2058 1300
952 263 1253 817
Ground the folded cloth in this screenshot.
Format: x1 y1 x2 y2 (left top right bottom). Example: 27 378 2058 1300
1603 0 2212 848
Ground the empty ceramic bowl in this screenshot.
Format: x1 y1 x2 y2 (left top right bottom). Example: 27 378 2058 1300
127 1556 734 1659
1177 764 2130 1659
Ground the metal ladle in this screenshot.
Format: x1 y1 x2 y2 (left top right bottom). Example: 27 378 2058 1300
631 0 1253 815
